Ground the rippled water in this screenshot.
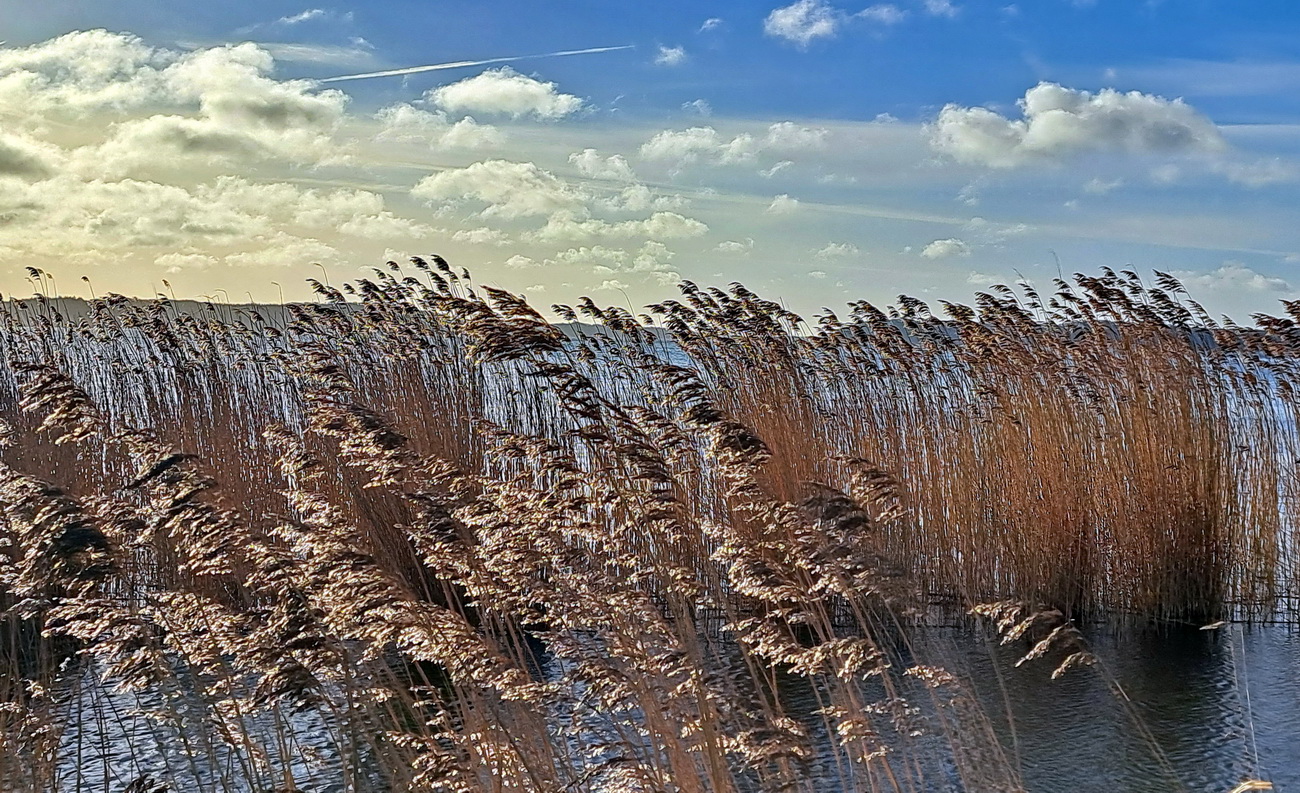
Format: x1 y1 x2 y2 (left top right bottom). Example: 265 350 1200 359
910 625 1300 792
51 625 1299 792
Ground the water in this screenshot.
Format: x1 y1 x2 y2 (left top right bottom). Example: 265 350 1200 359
930 625 1300 792
45 625 1300 792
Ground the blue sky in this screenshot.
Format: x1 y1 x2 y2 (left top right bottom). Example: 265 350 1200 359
1 1 1298 318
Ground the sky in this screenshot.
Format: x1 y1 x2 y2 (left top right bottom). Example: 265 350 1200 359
1 1 1299 319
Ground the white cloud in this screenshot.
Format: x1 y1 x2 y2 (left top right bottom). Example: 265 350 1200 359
253 41 377 68
411 160 587 219
537 241 679 286
224 234 342 269
1173 261 1292 293
1151 163 1181 183
428 67 585 120
0 31 350 149
699 17 724 32
764 0 840 47
760 160 793 178
857 5 907 23
277 9 328 25
505 254 538 269
814 241 859 258
654 45 687 67
0 132 59 178
0 174 424 262
452 227 513 246
682 99 712 116
922 0 960 18
598 184 688 213
10 37 354 179
639 122 828 166
155 252 219 272
1083 177 1124 194
766 194 800 214
376 103 504 149
1214 157 1299 187
928 82 1226 168
809 270 827 278
962 217 1031 245
569 148 637 181
764 121 830 150
921 238 971 258
640 126 760 165
716 238 755 254
529 211 708 243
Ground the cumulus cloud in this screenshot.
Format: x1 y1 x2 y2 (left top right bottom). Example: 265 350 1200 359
654 46 687 66
766 194 800 214
548 241 680 285
639 122 828 166
929 82 1226 168
375 103 503 149
764 121 830 150
0 173 423 270
1173 261 1292 294
0 33 351 177
529 211 708 244
155 252 219 272
412 158 704 248
764 0 840 47
598 184 688 213
569 148 637 181
0 30 169 119
921 238 971 258
0 132 58 178
814 241 859 258
412 160 587 218
641 127 759 165
452 227 513 246
716 238 755 254
428 67 584 120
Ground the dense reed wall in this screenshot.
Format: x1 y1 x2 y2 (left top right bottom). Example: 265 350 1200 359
0 259 1292 791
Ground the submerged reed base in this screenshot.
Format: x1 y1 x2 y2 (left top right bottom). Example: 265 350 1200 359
0 261 1293 791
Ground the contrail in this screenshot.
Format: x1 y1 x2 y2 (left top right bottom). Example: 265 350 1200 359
319 44 634 83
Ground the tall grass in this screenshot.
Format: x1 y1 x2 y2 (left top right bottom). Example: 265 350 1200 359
0 259 1292 790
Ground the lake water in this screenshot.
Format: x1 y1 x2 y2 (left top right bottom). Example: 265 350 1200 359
46 624 1299 792
920 624 1300 792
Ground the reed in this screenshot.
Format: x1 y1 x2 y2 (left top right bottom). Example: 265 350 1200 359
0 260 1291 791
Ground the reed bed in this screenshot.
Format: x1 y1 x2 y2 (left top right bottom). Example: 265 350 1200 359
0 260 1293 791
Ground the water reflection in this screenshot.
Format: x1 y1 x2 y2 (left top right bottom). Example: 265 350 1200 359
867 626 1299 792
49 625 1299 791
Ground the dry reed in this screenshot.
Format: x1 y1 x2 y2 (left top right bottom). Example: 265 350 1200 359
1 260 1290 791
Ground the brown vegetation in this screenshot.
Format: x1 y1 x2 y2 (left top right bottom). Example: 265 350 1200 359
0 260 1293 791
